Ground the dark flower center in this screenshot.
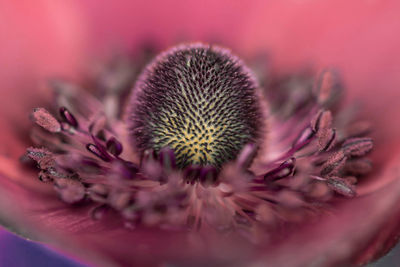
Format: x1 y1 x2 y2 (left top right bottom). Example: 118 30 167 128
24 43 374 240
128 44 262 169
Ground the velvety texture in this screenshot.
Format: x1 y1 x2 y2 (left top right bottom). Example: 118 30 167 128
1 1 400 266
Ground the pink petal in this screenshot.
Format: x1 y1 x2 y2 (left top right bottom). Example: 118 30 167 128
253 150 400 266
0 0 88 159
75 0 259 52
241 0 400 163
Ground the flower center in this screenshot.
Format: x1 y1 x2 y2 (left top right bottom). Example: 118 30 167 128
128 44 262 169
24 44 374 242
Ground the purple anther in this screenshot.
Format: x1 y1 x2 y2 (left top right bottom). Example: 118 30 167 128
292 127 315 151
38 170 53 183
107 137 123 156
86 143 112 162
59 106 78 128
92 135 113 159
264 158 296 181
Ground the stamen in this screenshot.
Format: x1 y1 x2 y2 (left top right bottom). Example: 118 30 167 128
326 176 356 198
342 137 374 157
26 147 53 166
312 110 336 151
59 106 79 128
292 127 315 151
311 109 332 133
38 170 53 183
320 151 347 177
313 69 341 106
32 108 61 133
54 178 85 204
319 128 336 152
86 144 112 162
106 137 123 156
264 158 296 181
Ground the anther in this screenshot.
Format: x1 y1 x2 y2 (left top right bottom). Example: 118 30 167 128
106 137 123 156
311 109 336 151
59 107 79 128
314 69 341 106
32 108 61 133
292 127 315 150
319 128 336 152
311 110 332 133
86 144 112 162
264 158 296 181
320 151 347 177
342 137 373 157
38 170 53 183
54 178 85 204
326 176 356 197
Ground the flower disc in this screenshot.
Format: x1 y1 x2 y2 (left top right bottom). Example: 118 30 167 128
128 44 262 169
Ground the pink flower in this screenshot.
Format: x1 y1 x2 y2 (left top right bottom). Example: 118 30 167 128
1 1 400 266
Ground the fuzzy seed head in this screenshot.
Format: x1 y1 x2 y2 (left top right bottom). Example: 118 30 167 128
128 44 262 169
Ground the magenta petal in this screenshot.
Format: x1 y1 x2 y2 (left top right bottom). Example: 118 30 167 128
76 0 264 53
253 150 400 266
1 150 400 266
242 0 400 189
0 170 241 266
0 1 88 164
